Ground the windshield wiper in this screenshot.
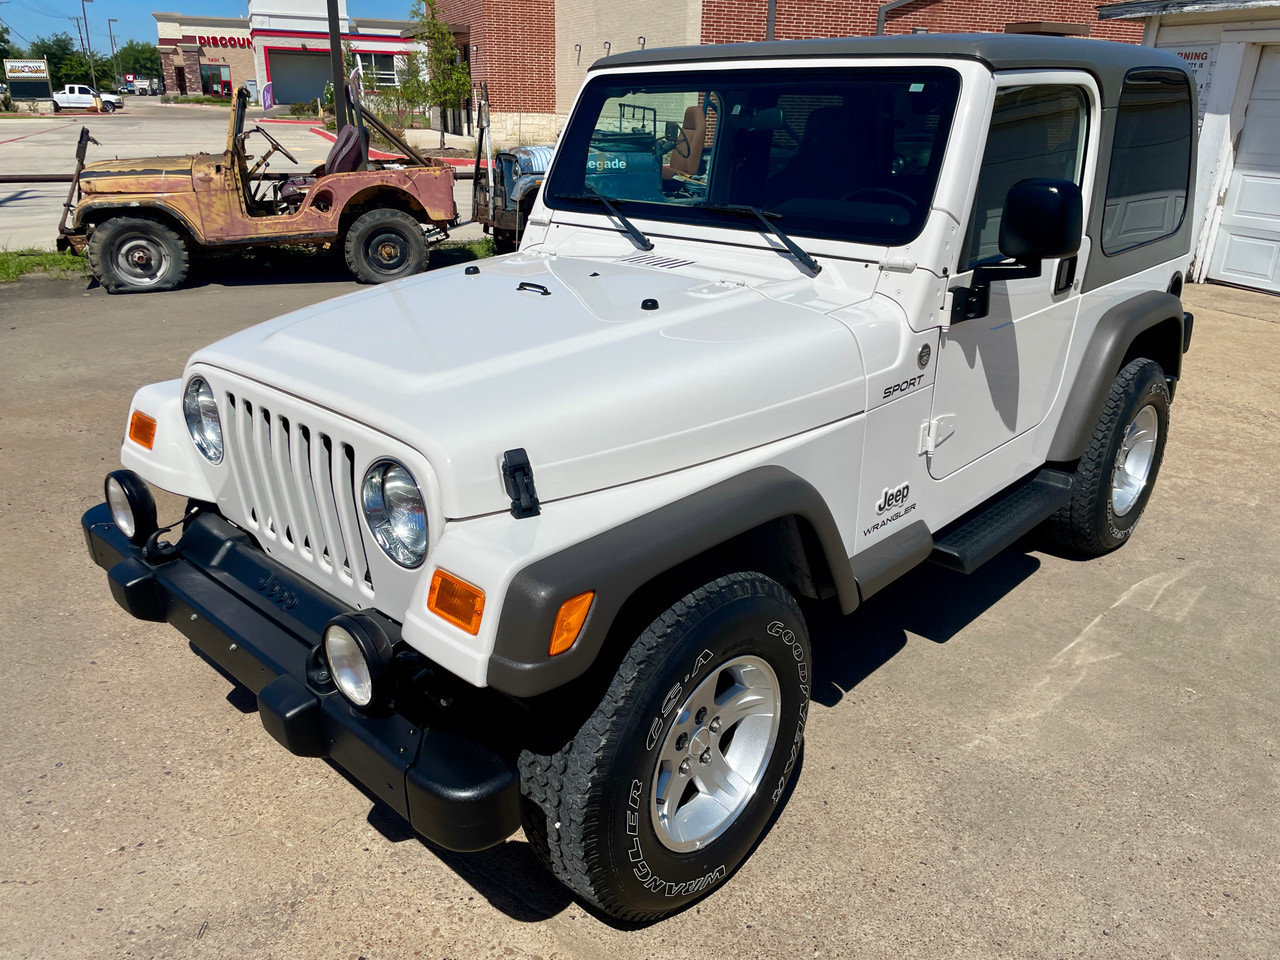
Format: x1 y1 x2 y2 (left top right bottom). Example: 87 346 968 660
554 189 654 251
696 203 821 276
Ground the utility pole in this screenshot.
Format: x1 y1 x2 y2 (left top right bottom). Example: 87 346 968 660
80 0 96 89
107 17 120 88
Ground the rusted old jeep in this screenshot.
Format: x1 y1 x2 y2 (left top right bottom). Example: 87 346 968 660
57 87 458 292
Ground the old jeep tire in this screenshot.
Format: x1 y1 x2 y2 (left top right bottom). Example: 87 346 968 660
88 217 189 294
1045 358 1171 555
519 572 811 921
343 209 428 283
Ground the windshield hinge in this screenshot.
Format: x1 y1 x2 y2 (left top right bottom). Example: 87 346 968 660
879 257 917 274
502 448 541 519
919 415 956 456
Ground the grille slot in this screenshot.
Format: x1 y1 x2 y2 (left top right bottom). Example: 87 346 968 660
224 391 374 599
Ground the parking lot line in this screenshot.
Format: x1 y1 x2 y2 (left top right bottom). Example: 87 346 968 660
0 122 78 147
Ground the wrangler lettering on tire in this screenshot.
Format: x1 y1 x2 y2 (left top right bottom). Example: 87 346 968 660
518 573 811 921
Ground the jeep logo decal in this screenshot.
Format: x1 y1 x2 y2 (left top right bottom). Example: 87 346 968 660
876 482 910 515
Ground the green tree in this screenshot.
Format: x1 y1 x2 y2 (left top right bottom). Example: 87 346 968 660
116 40 161 80
410 0 469 148
27 33 79 87
0 21 19 63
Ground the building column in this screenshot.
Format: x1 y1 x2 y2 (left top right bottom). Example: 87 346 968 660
160 46 180 93
179 44 203 96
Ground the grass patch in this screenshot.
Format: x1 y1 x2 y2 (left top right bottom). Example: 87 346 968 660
431 235 496 268
0 249 87 283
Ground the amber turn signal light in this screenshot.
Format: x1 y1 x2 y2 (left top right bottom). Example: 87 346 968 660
427 569 485 635
128 411 157 450
549 591 594 656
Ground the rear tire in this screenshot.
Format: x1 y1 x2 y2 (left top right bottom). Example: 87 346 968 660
1044 358 1171 555
343 209 428 283
87 217 189 294
519 573 811 921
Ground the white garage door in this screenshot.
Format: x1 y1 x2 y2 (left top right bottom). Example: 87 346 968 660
1209 46 1280 292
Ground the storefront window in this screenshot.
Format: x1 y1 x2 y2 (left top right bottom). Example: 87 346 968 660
200 63 232 97
356 53 399 88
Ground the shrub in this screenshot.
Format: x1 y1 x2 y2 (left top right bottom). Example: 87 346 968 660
288 100 317 117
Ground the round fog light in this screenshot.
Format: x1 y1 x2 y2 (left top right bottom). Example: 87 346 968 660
105 470 158 545
323 615 393 710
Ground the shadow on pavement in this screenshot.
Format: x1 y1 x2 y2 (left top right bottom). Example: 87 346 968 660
808 545 1041 708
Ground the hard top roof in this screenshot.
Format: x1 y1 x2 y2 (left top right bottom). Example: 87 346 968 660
595 34 1191 106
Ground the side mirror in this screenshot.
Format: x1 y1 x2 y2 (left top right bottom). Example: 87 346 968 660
1000 178 1082 263
952 178 1083 322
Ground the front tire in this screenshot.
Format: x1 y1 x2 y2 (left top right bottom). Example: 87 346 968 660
1045 358 1171 555
519 573 811 921
343 208 428 283
87 217 189 294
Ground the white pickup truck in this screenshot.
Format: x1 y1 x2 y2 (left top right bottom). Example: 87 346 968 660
52 84 123 113
84 34 1196 920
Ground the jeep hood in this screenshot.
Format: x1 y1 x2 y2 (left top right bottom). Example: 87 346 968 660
80 156 195 195
191 254 868 518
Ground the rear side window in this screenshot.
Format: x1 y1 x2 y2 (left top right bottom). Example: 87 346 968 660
1102 70 1193 255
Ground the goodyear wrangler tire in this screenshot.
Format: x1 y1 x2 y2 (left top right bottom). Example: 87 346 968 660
1045 358 1171 555
518 573 811 921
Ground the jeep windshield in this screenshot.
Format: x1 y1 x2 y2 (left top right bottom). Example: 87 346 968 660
545 66 960 247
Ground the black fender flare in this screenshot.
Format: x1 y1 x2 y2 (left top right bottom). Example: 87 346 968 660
487 466 858 697
1048 290 1186 463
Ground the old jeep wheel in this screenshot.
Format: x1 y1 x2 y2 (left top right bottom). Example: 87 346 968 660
519 573 811 921
1045 358 1171 555
343 209 428 283
88 217 189 294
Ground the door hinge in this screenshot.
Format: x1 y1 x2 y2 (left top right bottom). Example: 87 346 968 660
501 448 541 518
919 415 956 456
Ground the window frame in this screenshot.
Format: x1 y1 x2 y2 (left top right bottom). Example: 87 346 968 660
961 82 1092 272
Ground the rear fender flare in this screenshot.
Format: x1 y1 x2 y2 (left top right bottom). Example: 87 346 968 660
1049 290 1186 463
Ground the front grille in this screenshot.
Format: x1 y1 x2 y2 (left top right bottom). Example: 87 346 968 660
222 390 375 601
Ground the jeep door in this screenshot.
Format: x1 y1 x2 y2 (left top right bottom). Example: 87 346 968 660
928 75 1099 479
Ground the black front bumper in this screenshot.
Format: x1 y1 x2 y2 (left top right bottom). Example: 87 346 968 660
82 502 520 853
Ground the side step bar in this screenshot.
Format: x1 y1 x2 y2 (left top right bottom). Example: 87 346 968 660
930 469 1074 574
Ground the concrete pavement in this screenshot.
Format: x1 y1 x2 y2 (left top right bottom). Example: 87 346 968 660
0 279 1276 959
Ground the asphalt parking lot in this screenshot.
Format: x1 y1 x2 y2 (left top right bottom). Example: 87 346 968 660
0 276 1277 960
0 97 481 251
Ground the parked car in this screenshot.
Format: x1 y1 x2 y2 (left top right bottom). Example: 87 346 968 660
52 84 124 113
470 84 553 252
83 35 1196 920
57 86 459 291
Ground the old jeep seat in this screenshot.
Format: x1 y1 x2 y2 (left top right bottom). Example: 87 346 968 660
279 124 367 205
662 106 707 178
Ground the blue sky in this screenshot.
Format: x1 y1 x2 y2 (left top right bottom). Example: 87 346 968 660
1 1 406 53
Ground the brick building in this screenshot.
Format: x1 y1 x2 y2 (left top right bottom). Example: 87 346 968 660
443 0 1144 143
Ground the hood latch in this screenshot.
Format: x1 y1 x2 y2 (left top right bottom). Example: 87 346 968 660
502 448 541 519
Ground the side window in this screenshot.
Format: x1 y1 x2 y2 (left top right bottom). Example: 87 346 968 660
964 85 1088 269
1101 70 1193 255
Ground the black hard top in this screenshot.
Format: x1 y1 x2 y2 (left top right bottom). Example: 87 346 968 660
596 34 1190 107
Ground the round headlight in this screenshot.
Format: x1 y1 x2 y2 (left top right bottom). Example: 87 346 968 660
105 469 158 545
362 460 427 568
322 615 393 709
183 376 223 464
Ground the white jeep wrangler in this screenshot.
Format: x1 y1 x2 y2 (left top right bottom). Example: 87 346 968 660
85 35 1196 921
